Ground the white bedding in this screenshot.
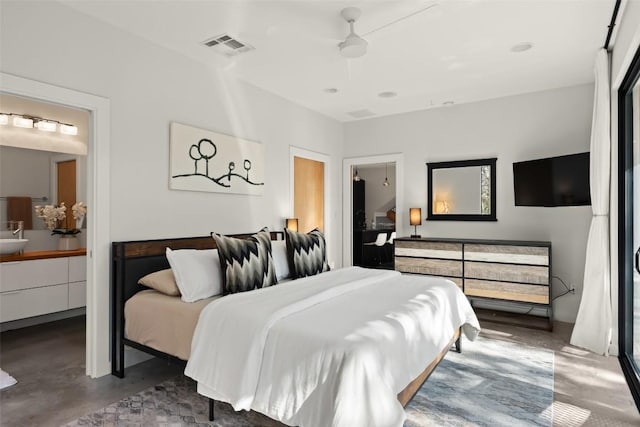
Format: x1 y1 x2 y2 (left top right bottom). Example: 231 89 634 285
184 266 480 427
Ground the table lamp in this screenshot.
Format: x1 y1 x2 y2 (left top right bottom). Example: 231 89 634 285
285 218 298 232
410 208 421 238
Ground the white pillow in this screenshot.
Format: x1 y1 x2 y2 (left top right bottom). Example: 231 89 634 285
165 248 222 302
271 240 290 281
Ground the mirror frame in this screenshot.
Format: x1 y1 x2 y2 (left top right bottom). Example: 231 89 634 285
427 157 497 221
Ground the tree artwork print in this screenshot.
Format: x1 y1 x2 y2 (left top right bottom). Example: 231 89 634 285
169 122 265 195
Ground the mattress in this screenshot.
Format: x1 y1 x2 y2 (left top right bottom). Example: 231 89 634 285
185 266 480 427
124 289 220 360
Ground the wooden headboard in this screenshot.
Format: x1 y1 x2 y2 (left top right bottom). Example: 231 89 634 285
111 231 284 377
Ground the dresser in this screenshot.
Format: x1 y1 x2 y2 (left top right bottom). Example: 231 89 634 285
394 237 552 329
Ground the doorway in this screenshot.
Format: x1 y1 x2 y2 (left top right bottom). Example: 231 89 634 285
351 162 397 269
343 154 404 267
293 156 324 233
619 45 640 410
289 146 332 262
1 72 111 378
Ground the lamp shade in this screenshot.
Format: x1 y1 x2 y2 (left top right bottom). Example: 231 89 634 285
286 218 298 232
409 208 422 226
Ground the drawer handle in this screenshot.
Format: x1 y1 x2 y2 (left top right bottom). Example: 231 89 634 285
2 290 22 295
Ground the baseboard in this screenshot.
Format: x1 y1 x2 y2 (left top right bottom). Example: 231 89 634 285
1 308 86 332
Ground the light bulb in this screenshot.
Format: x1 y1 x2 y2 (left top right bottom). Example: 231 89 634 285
13 116 34 128
35 120 57 132
60 124 78 135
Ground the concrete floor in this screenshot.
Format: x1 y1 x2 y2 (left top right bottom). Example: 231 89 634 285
0 315 639 426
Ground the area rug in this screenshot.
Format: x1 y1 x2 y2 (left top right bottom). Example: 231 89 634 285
65 336 554 426
0 369 17 390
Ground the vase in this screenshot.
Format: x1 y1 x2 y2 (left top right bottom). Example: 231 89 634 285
58 235 79 251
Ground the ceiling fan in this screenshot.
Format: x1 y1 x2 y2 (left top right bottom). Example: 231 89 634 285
337 3 440 59
339 7 368 58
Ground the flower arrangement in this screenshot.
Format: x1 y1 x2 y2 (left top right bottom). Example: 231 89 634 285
35 201 87 235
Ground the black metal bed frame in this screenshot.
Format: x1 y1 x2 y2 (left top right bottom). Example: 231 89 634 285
111 231 461 421
111 231 284 421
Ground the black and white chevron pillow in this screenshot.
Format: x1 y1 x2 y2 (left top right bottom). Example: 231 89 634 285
212 228 277 295
285 228 330 279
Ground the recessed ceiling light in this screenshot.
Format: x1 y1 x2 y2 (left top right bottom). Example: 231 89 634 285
511 42 533 53
378 91 397 98
324 88 339 94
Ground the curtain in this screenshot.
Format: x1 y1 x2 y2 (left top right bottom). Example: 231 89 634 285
570 49 612 355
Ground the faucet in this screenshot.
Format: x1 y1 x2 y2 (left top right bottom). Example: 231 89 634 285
11 220 24 240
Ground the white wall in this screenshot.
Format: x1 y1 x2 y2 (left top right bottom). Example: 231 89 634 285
0 146 51 205
1 0 344 374
0 0 343 265
345 84 594 323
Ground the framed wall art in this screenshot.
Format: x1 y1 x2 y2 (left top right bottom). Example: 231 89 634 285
169 122 265 195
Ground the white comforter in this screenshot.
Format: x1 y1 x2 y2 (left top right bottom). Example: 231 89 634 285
184 267 480 427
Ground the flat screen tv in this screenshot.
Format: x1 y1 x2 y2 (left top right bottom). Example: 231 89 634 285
513 152 591 207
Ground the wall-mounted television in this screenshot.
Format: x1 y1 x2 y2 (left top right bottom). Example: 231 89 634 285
513 152 591 207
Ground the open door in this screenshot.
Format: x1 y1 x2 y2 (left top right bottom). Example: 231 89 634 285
293 156 324 233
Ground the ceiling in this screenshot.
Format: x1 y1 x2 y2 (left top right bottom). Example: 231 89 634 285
60 0 615 122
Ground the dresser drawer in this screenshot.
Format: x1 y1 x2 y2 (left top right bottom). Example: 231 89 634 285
395 256 462 277
464 244 549 266
395 241 462 260
0 283 69 322
465 279 549 304
464 261 549 285
0 258 68 292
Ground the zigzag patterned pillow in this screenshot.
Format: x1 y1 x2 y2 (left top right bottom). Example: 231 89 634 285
285 228 330 279
212 228 277 295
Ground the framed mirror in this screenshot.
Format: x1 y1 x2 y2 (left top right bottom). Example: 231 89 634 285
427 158 497 221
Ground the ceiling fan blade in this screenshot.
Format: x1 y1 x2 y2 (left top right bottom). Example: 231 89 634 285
362 2 440 38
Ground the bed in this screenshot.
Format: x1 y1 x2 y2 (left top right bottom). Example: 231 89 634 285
111 232 480 427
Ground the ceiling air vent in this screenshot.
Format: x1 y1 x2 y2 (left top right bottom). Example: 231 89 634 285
347 109 376 119
202 33 254 57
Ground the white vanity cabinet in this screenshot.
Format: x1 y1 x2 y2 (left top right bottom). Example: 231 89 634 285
68 256 87 309
0 255 87 323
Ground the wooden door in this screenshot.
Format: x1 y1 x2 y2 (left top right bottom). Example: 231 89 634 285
57 160 76 230
294 156 324 233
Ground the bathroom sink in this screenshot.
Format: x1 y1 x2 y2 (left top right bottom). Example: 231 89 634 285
0 239 28 255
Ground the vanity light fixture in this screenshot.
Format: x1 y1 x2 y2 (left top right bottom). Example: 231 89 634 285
35 120 57 132
13 116 34 128
60 124 78 135
0 112 78 135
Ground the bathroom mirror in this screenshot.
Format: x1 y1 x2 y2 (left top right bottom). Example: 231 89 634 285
427 158 497 221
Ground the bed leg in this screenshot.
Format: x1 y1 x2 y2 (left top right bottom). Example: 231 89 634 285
208 398 215 421
455 329 462 353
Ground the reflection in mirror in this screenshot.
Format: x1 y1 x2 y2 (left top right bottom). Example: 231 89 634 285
427 158 496 221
